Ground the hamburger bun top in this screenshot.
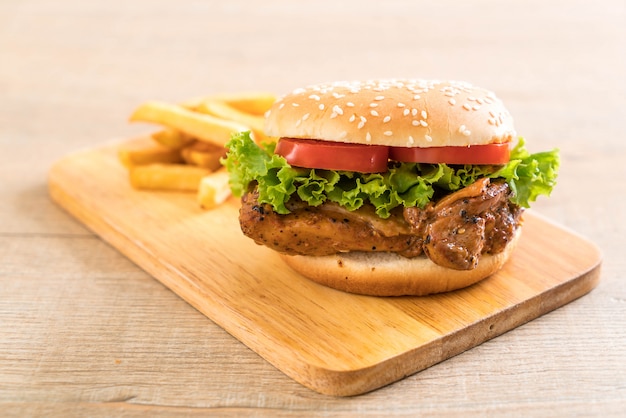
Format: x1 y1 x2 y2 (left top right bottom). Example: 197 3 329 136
265 79 516 148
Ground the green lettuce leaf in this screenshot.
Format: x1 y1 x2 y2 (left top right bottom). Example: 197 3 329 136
223 132 559 218
490 138 560 208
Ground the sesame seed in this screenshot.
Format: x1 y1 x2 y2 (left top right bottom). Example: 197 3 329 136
412 120 420 126
383 116 391 123
366 132 372 142
292 103 299 107
370 110 379 116
411 108 418 116
332 92 345 99
421 110 428 119
463 130 471 136
408 135 415 144
338 131 347 138
358 116 366 129
413 94 421 100
425 135 433 142
349 114 356 122
397 102 406 107
302 113 310 121
309 94 321 101
346 102 355 107
403 109 410 116
319 104 325 110
488 118 496 125
459 125 466 133
473 105 481 110
375 95 385 100
370 103 379 107
463 103 472 111
384 131 393 136
449 98 456 105
279 103 285 109
333 105 344 115
420 120 428 127
295 119 302 127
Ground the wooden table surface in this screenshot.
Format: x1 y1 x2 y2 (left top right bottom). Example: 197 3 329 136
2 0 624 416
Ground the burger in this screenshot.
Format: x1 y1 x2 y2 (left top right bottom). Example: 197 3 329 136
223 79 559 296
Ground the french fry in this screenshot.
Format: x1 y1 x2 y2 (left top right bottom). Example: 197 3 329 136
118 138 183 168
124 91 272 209
208 92 276 115
129 101 251 147
197 169 231 209
129 164 211 191
178 96 207 110
151 128 194 149
194 100 268 142
180 140 225 171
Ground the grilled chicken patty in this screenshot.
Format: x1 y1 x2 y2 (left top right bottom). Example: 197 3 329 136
239 177 523 270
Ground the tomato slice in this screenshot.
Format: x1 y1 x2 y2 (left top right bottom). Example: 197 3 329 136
275 138 389 173
389 143 510 165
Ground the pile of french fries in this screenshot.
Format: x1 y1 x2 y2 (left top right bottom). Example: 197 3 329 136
119 92 276 209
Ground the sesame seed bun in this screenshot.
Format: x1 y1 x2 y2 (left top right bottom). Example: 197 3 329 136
279 227 521 297
265 79 516 148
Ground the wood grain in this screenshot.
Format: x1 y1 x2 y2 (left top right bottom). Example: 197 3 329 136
48 139 601 396
3 0 625 414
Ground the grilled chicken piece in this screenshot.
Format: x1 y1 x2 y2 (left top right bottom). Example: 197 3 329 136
423 179 522 269
239 178 523 270
239 191 423 256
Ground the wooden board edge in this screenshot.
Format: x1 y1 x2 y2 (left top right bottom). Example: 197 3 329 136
293 260 602 396
47 149 604 398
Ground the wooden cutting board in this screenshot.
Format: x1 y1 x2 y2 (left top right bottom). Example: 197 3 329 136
48 139 602 396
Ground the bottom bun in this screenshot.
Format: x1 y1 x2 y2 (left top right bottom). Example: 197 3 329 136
280 228 522 297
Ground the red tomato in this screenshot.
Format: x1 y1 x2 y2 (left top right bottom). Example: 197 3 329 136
389 143 510 165
275 138 389 173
